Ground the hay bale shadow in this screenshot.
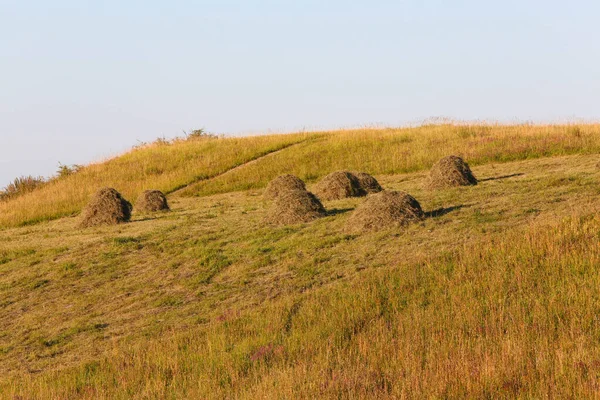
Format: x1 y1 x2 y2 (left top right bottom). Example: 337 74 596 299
133 217 159 223
326 208 354 217
425 204 467 218
479 173 524 182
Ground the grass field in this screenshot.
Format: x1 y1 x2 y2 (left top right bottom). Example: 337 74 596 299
3 126 600 398
1 123 600 228
0 133 310 228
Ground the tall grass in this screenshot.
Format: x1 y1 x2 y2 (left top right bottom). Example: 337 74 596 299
4 213 600 398
0 134 308 227
0 175 46 202
2 148 600 397
2 124 599 228
182 123 600 196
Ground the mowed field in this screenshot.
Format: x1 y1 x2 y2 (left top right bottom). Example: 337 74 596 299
2 124 600 398
2 123 600 228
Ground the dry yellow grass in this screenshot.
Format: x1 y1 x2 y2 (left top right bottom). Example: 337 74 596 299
2 124 599 229
2 150 600 398
180 123 600 196
0 133 308 227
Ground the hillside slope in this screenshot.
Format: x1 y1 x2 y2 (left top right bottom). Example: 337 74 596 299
0 133 310 228
179 124 600 197
3 145 600 398
2 124 600 228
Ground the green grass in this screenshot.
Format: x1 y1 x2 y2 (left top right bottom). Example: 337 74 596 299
3 150 600 397
180 123 600 196
0 133 309 228
3 124 600 228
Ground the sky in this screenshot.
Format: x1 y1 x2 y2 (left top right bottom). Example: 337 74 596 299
1 0 599 187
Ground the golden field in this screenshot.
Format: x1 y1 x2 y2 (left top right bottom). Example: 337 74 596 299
2 123 599 228
2 124 600 398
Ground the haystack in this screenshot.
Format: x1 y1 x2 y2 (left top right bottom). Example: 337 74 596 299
314 171 365 201
265 189 326 225
264 174 306 201
346 191 424 232
80 188 132 228
136 190 169 212
429 155 477 188
353 172 383 194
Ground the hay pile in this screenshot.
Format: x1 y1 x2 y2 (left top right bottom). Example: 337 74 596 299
265 189 326 225
264 174 306 200
80 188 132 228
314 171 365 201
136 190 169 212
346 191 424 232
429 155 478 188
353 172 383 194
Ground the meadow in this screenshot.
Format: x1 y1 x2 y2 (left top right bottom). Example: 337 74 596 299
1 123 600 228
2 124 600 398
0 133 309 228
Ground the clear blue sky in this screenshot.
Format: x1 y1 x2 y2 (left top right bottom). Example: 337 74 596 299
1 0 599 187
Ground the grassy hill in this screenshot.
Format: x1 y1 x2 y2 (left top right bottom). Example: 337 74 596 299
2 124 600 398
2 123 600 228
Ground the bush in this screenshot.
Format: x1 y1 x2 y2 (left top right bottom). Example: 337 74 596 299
0 176 46 202
186 128 219 140
56 163 83 179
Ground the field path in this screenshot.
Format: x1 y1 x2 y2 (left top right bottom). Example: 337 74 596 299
168 138 310 197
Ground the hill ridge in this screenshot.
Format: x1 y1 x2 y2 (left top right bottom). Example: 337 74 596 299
2 143 600 397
